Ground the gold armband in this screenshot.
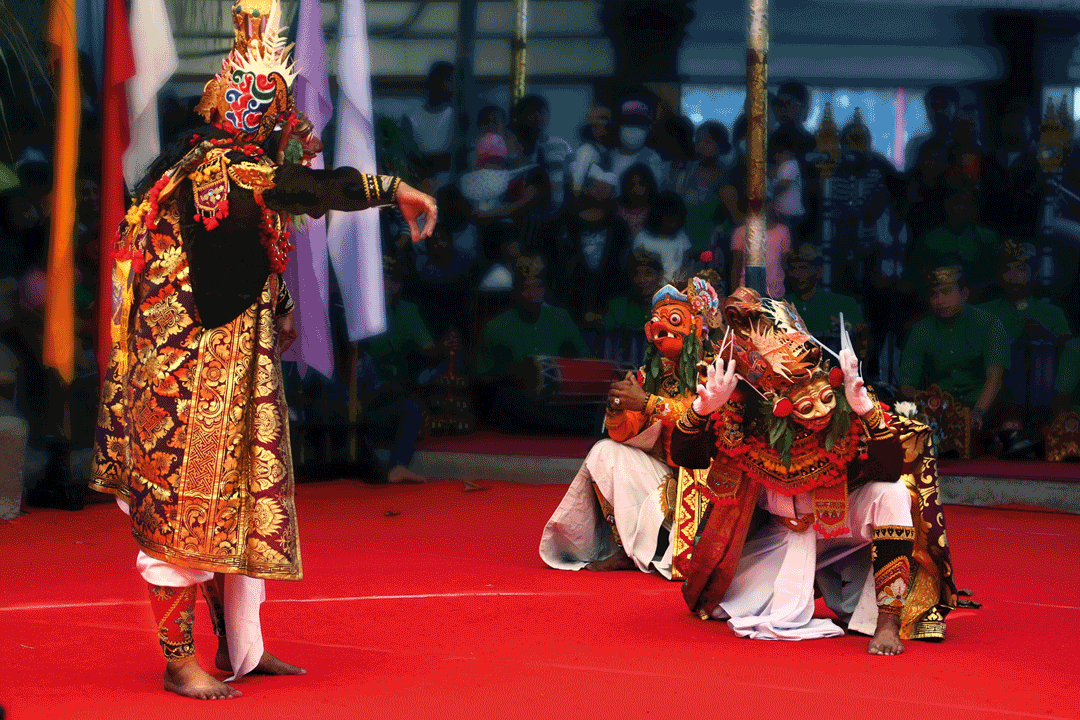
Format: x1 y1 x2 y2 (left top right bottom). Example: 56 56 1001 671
859 402 893 440
644 394 660 416
361 174 401 207
676 404 710 434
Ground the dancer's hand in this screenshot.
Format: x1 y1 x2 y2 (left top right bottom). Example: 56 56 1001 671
608 371 648 412
840 348 874 415
394 181 438 243
691 356 737 416
277 313 298 353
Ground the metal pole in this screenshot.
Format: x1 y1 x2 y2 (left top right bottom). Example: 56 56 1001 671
451 0 479 180
510 0 529 110
744 0 768 295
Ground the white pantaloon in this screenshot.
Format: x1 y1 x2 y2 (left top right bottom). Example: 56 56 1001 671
712 480 912 640
119 498 265 680
540 434 675 579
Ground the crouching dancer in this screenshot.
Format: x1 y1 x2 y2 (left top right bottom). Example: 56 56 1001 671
90 0 436 698
669 289 958 654
540 273 721 577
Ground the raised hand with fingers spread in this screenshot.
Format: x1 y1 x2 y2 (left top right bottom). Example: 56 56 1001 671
691 356 738 416
839 348 874 415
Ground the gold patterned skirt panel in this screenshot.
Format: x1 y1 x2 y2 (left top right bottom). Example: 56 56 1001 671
91 209 301 580
894 416 956 640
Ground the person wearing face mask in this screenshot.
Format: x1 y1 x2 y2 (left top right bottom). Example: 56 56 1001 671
471 123 550 251
610 99 666 188
460 132 513 213
540 276 721 577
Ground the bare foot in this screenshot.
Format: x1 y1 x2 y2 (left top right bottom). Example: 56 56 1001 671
164 657 242 700
215 637 306 676
867 612 905 656
584 551 637 571
387 465 427 484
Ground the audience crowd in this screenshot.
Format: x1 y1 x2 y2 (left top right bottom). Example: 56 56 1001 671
3 64 1080 484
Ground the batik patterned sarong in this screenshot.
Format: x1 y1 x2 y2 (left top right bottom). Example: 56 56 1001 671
91 203 300 580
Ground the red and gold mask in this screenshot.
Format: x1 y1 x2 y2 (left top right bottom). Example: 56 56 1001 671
645 295 703 361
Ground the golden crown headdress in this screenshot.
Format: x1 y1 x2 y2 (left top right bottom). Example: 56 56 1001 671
195 0 297 140
514 255 546 281
1002 238 1036 265
925 265 963 289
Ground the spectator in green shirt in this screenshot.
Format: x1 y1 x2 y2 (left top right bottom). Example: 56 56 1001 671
603 248 664 333
475 255 594 432
976 240 1072 346
368 256 442 388
904 186 999 298
899 265 1009 432
783 243 869 355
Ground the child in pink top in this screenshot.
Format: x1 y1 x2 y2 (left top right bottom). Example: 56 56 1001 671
729 191 792 299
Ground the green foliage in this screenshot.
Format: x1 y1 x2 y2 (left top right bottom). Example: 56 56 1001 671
677 334 702 394
825 390 852 452
642 344 663 395
283 137 304 165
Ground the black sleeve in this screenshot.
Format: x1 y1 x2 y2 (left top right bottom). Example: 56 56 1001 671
262 164 400 219
179 176 271 330
668 409 717 470
848 431 906 491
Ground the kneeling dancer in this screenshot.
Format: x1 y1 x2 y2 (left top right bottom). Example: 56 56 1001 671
540 274 721 577
670 289 957 654
90 0 436 698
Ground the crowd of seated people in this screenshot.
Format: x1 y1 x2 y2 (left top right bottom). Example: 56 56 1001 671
364 69 1080 462
5 60 1080 480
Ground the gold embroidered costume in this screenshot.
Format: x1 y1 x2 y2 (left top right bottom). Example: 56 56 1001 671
90 0 400 582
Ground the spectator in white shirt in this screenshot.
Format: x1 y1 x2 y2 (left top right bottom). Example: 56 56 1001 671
633 191 691 283
402 61 456 189
570 107 613 197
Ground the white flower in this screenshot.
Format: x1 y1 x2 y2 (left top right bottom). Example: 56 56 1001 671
894 401 917 418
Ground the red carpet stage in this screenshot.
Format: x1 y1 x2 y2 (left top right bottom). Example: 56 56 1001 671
2 480 1077 719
